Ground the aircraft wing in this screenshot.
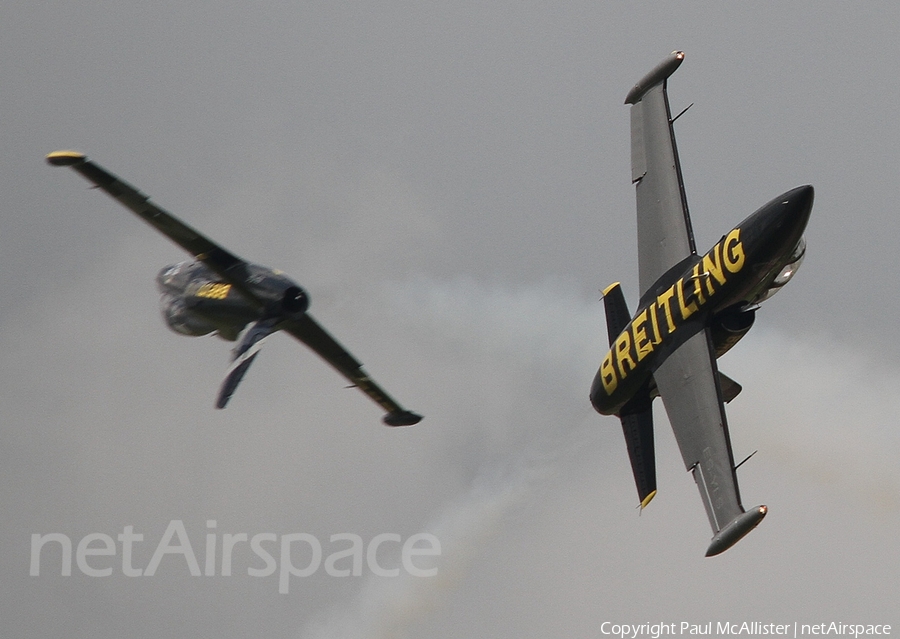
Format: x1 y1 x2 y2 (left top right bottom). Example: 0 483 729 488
625 51 697 297
652 327 766 556
283 314 422 426
45 151 263 305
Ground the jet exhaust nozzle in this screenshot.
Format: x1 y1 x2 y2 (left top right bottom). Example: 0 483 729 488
282 286 310 314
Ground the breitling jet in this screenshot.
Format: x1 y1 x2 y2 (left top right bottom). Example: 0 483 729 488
590 52 812 555
47 151 421 427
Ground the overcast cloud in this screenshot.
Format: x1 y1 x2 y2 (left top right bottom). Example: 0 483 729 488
1 2 898 637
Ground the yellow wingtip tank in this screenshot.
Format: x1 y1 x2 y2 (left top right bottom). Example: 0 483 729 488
46 150 86 166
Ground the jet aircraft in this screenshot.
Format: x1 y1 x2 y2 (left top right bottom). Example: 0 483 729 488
47 151 422 427
590 52 812 555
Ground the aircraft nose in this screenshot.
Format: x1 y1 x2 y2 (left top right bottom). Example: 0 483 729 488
750 184 813 259
763 184 814 236
740 185 814 263
780 184 814 235
785 184 814 218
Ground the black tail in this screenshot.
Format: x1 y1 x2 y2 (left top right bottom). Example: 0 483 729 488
601 282 631 344
602 283 657 508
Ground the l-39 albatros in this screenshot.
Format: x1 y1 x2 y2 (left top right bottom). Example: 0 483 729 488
590 52 812 555
47 151 421 427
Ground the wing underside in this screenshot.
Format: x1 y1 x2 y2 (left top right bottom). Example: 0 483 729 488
627 51 696 297
652 327 765 555
284 315 422 426
46 151 260 304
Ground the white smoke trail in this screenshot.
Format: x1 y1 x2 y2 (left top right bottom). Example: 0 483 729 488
726 328 900 512
298 277 602 639
299 471 520 639
299 418 601 639
299 278 900 638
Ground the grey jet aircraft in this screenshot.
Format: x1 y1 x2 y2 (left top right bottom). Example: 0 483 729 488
590 52 812 555
47 150 422 427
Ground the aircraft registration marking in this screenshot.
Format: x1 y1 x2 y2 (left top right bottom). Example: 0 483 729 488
600 229 745 395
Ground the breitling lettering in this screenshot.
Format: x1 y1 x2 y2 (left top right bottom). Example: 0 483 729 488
194 282 232 300
600 229 744 394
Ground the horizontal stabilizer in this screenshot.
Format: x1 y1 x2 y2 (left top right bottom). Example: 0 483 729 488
601 282 631 346
718 372 742 404
216 353 260 409
619 399 656 508
705 505 767 557
216 318 280 408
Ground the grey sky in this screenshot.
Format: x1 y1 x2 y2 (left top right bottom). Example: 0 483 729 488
2 2 898 637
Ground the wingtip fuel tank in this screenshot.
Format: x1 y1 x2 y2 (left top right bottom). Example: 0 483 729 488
383 410 423 427
705 506 768 557
624 50 685 105
46 150 86 167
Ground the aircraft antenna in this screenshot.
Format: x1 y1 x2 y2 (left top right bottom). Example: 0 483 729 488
734 450 758 470
670 102 693 123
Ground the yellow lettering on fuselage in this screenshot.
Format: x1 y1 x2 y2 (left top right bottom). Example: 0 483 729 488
648 301 661 346
597 229 745 404
657 286 678 334
723 228 745 273
600 352 618 394
195 282 232 300
614 330 637 378
632 309 653 361
676 277 699 321
701 244 727 295
690 263 707 306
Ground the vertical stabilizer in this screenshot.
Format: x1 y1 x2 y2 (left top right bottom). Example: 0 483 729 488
601 283 658 507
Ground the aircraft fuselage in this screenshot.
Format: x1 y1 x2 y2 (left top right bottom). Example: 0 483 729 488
591 184 813 416
156 260 309 341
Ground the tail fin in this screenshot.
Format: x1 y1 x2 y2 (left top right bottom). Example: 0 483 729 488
601 282 631 345
216 318 280 409
620 402 657 508
602 282 658 508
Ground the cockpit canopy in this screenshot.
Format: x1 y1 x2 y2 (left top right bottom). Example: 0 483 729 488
756 238 806 304
156 261 213 293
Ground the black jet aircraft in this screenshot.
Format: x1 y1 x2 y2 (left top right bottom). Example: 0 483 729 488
590 52 812 555
47 150 422 427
